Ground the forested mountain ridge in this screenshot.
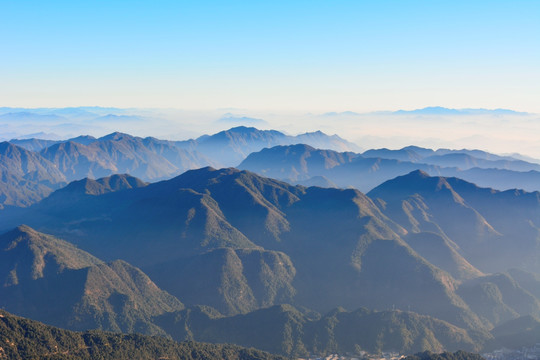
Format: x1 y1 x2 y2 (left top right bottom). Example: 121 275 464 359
0 226 184 335
156 304 483 357
0 309 285 360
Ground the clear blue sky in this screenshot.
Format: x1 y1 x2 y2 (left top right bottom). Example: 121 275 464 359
1 0 539 112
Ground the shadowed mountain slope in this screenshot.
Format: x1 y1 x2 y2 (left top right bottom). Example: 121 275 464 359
0 142 64 185
368 170 540 273
0 142 67 208
484 315 540 351
0 133 214 207
0 226 184 335
239 144 357 181
146 248 296 315
156 305 483 357
404 232 483 281
457 272 540 328
239 145 443 192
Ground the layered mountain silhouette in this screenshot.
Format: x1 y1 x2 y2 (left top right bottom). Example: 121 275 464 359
239 143 540 192
39 132 215 182
4 127 540 212
1 127 359 208
174 126 360 166
0 134 213 208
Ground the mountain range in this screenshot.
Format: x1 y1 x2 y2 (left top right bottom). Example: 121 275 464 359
3 126 540 356
0 223 536 357
0 168 468 323
239 143 540 192
0 127 359 209
392 106 529 116
320 107 530 117
4 126 540 212
0 221 498 357
173 126 361 165
2 167 540 347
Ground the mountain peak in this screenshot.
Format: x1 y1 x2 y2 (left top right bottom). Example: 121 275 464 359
12 224 38 237
216 126 285 137
48 173 148 198
98 131 134 141
226 126 258 132
407 169 430 178
299 130 324 136
0 225 101 283
367 170 461 205
68 135 97 145
0 141 21 153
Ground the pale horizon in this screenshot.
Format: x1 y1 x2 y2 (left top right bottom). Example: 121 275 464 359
2 105 540 160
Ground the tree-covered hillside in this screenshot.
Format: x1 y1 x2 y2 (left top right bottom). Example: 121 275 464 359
0 310 284 360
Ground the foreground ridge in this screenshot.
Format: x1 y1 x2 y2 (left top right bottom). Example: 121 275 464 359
0 309 284 360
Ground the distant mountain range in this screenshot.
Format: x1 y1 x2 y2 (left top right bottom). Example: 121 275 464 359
239 143 540 192
0 127 360 209
174 126 361 165
393 106 530 116
5 126 540 203
322 107 531 116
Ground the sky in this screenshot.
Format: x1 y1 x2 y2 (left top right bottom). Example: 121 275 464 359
1 0 539 113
